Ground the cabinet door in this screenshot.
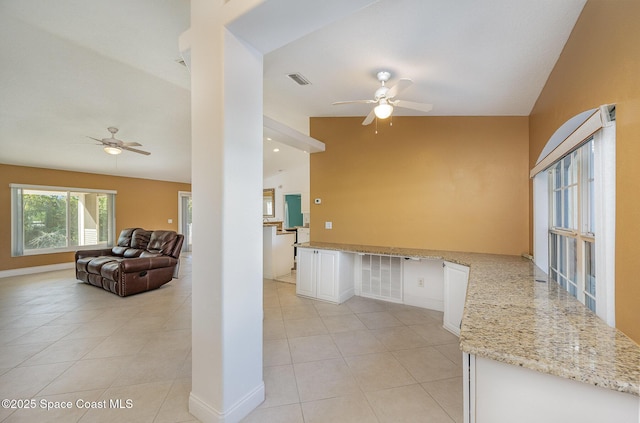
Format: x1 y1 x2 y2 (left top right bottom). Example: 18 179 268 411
443 261 470 336
316 250 339 302
296 248 316 298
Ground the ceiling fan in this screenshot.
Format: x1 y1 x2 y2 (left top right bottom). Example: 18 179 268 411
88 127 150 156
333 71 433 126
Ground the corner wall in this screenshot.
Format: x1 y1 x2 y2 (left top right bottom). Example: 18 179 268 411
309 116 529 256
528 0 640 342
0 164 191 272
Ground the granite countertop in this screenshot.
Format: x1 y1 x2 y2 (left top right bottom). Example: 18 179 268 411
276 231 295 236
262 223 293 236
297 241 640 396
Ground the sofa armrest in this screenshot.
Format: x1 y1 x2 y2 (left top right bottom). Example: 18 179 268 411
120 256 177 273
75 249 113 260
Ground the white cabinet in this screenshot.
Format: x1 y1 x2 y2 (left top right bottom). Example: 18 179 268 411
443 261 469 336
359 254 403 302
464 353 640 423
296 248 316 297
296 247 355 304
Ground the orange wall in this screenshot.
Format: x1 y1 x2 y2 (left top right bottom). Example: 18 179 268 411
309 116 529 255
529 0 640 342
0 164 191 271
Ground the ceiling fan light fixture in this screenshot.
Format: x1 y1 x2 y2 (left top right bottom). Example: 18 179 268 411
374 102 393 119
104 146 122 155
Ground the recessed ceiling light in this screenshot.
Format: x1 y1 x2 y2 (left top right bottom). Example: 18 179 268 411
266 137 272 141
273 148 280 152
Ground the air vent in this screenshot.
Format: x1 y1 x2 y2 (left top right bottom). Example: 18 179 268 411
287 73 311 86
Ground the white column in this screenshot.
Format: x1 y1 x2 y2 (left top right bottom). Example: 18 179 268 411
187 1 381 421
189 1 264 422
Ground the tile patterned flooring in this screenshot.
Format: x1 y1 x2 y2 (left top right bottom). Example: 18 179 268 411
0 255 463 422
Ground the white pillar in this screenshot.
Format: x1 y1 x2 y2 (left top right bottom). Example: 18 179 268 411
186 1 381 421
189 1 264 422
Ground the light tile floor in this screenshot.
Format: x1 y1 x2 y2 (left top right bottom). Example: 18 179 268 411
0 255 463 423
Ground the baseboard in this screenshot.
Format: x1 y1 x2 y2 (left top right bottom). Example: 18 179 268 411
339 288 355 303
0 262 74 279
403 295 444 312
189 381 265 423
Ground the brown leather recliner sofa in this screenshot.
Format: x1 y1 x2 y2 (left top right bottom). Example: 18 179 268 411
75 228 184 297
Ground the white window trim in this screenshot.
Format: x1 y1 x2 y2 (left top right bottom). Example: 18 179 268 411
532 106 615 326
593 124 616 325
9 183 117 195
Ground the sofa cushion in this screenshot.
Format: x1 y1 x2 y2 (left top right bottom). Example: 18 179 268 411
76 256 93 273
131 229 152 249
100 261 120 281
87 256 121 275
123 248 144 258
147 231 178 256
117 228 138 247
111 246 128 256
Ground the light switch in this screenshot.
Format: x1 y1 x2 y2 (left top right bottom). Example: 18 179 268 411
325 221 332 229
168 219 173 224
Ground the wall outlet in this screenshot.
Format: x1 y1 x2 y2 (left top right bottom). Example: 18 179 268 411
325 221 332 229
417 278 424 288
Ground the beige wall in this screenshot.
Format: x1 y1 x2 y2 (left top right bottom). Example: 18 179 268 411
0 164 191 271
529 0 640 342
309 116 530 255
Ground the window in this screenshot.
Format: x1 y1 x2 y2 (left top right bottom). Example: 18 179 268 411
548 140 595 309
532 105 615 325
11 185 116 256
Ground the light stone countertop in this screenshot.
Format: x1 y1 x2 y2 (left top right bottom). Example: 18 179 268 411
296 241 640 396
262 224 295 236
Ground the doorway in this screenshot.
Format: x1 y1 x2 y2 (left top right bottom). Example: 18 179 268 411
178 191 192 252
284 193 303 229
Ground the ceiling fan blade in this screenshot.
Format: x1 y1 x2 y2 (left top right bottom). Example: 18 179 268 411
394 100 433 113
122 141 142 147
121 146 151 155
88 136 106 144
386 78 413 99
362 109 376 126
333 100 376 105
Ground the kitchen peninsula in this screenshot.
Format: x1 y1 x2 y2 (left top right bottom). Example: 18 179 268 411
296 241 640 423
263 222 295 280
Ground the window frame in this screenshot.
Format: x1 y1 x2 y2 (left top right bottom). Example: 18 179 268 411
11 184 116 256
547 140 594 308
532 107 615 326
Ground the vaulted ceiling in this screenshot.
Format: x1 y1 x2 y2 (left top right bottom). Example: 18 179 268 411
0 0 586 183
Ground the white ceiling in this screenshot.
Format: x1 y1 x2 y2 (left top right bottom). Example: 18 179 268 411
0 0 586 183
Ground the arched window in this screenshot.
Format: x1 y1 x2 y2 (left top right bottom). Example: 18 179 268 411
531 105 615 325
